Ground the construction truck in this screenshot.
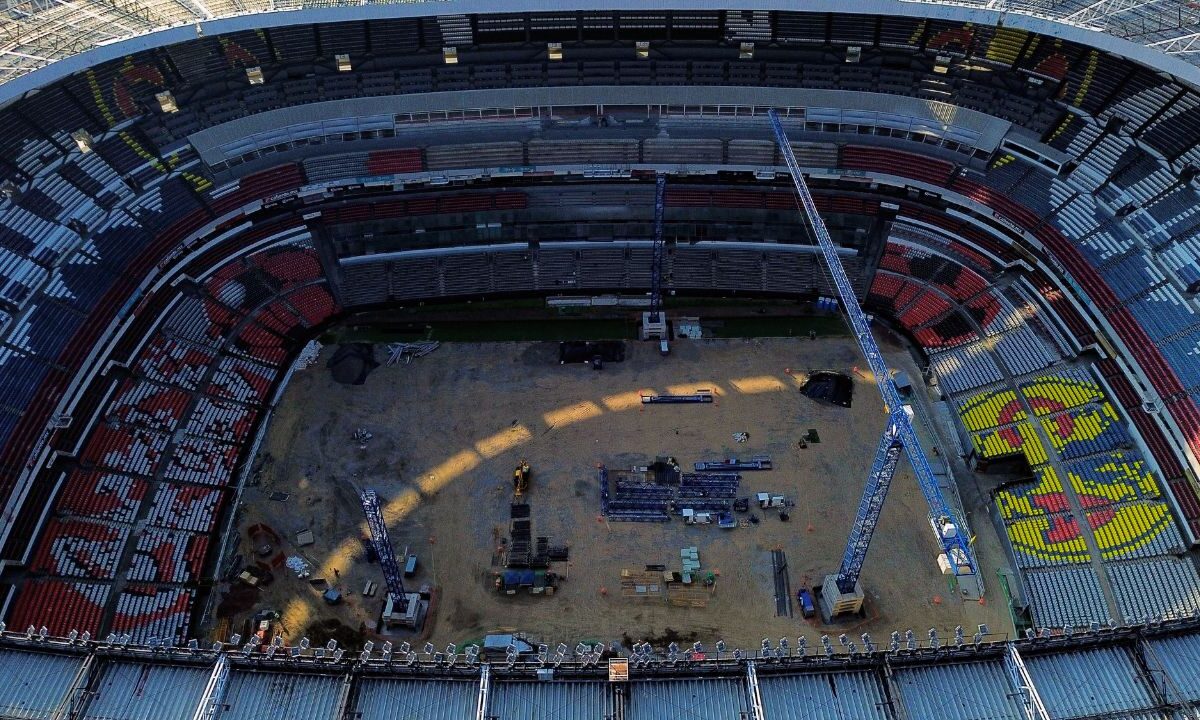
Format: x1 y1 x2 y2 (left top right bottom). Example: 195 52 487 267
513 460 531 496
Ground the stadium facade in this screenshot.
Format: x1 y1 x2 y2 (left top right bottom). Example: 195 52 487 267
1 1 1200 715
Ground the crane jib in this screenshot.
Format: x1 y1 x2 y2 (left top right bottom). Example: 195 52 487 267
766 109 979 588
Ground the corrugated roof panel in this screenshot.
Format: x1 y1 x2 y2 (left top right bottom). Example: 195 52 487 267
893 659 1022 720
490 680 609 719
758 670 890 720
1024 646 1155 718
1146 633 1200 702
353 677 476 720
81 661 209 720
0 649 83 720
627 678 746 720
219 670 346 720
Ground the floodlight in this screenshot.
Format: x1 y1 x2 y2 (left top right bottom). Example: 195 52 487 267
230 633 242 645
80 632 90 643
333 649 344 662
364 641 374 653
299 637 310 650
423 642 435 656
326 639 337 652
188 639 199 651
68 630 78 643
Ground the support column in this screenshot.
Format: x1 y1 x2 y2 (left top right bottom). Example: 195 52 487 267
745 660 765 720
1135 636 1195 717
51 652 95 720
476 662 491 720
192 654 230 720
1003 643 1050 720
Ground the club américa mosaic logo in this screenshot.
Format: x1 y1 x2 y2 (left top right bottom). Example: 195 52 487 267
959 378 1170 564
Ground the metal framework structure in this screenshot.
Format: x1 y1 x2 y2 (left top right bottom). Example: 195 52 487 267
767 108 978 593
649 173 667 322
359 489 406 601
3 0 1200 87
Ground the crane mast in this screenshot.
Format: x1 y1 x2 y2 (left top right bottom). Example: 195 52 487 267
641 174 670 348
767 109 980 615
360 489 407 605
650 173 667 321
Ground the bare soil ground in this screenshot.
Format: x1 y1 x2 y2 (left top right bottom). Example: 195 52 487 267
221 335 1012 652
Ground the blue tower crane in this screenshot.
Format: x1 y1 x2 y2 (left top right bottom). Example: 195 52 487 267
767 109 980 615
642 174 670 349
650 173 667 321
360 489 407 607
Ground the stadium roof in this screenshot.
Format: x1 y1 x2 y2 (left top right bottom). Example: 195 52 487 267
2 0 1200 92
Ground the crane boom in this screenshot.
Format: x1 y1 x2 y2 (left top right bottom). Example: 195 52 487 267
767 109 979 593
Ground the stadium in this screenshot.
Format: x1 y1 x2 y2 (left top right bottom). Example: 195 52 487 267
1 0 1200 716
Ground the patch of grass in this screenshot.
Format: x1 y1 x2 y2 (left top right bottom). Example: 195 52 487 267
331 319 636 343
704 315 848 338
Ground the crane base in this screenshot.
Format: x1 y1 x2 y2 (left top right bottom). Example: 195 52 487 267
640 312 668 341
819 574 865 621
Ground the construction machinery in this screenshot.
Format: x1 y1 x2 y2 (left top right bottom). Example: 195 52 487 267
513 459 531 496
768 108 980 618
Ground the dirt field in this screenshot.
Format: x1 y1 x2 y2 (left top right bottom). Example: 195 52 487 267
221 335 1012 652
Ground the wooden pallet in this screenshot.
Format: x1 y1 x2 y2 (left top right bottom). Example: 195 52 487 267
620 569 665 599
667 582 711 608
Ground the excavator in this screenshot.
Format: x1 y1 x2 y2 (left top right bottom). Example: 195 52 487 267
513 459 531 497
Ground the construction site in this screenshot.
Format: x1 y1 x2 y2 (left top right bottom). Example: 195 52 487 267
214 332 1012 651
